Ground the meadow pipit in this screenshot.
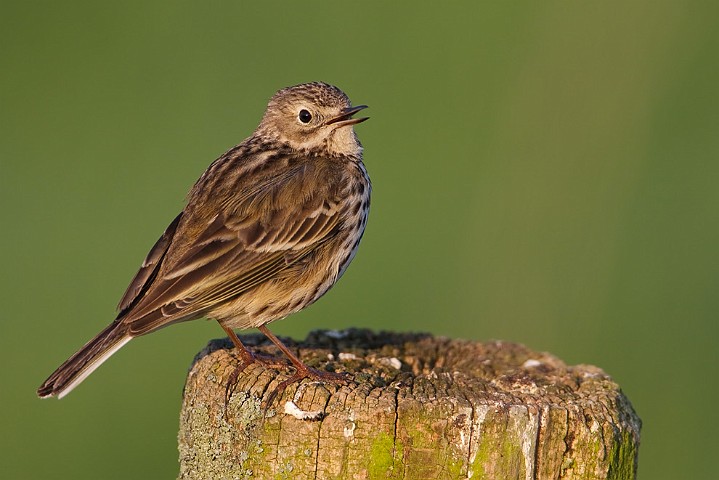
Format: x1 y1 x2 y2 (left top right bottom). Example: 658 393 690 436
38 82 370 399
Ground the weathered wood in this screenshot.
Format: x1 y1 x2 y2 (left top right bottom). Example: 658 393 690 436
178 330 640 479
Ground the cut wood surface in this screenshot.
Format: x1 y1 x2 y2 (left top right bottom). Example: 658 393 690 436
178 329 640 479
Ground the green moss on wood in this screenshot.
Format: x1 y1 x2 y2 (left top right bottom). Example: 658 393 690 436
368 432 403 479
178 330 641 479
607 429 639 480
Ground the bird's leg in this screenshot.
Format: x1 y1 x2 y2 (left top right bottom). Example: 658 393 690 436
220 322 256 364
219 323 257 416
258 325 345 380
220 322 295 417
220 322 290 367
258 325 349 406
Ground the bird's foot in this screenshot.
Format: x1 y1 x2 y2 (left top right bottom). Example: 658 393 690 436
223 348 291 417
264 364 350 408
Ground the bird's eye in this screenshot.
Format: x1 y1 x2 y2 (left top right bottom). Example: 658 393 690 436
298 109 312 124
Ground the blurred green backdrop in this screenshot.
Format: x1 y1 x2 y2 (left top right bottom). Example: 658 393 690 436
2 1 717 478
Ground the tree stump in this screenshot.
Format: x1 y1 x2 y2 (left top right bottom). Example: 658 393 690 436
178 329 640 479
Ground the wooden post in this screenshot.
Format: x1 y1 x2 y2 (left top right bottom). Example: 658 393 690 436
178 330 640 479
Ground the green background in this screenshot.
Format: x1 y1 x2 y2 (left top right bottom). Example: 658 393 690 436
2 2 717 478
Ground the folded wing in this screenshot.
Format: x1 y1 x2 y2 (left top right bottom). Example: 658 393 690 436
116 162 344 336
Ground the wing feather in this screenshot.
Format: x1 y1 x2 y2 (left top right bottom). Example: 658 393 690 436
116 212 183 315
120 161 345 335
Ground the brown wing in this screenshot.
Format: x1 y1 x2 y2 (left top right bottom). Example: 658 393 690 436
116 212 183 316
120 160 345 335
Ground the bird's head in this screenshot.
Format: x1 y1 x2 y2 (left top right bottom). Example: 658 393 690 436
256 82 368 157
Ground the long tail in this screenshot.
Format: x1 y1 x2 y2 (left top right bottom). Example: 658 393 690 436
37 322 132 399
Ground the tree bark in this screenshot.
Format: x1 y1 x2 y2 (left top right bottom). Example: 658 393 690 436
178 329 640 479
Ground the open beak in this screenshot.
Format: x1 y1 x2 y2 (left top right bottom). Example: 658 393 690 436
326 105 369 127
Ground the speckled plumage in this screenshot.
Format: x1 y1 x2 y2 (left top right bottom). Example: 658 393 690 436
38 82 370 399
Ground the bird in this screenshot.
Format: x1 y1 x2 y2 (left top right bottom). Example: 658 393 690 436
37 82 370 399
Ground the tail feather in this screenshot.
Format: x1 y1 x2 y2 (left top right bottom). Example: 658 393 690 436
37 322 131 399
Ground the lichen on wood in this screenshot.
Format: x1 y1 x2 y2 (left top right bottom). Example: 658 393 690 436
178 329 640 479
